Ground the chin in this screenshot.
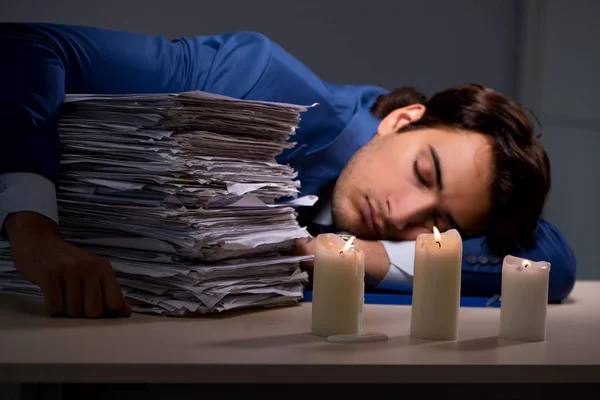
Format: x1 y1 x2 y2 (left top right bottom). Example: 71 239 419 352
331 185 368 236
332 204 373 239
331 200 352 231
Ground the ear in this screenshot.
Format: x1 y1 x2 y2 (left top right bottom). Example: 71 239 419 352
376 104 426 137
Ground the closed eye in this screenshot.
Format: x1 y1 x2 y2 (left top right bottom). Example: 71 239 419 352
413 159 427 187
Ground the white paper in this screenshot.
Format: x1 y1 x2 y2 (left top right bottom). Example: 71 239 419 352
0 90 317 315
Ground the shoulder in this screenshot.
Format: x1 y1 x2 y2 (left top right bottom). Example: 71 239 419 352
202 30 274 59
198 31 276 98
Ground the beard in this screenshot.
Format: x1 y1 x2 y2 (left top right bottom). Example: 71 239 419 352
330 136 384 239
331 181 350 233
330 155 369 238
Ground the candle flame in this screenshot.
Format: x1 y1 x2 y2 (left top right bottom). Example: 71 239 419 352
433 226 442 249
339 236 356 254
522 260 531 268
433 226 441 242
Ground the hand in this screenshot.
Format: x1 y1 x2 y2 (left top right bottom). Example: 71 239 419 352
291 236 317 274
4 211 131 318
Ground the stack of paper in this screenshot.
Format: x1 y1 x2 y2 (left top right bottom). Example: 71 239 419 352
0 91 317 315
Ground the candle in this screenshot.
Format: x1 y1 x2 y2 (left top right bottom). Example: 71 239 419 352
499 255 550 342
311 233 365 337
410 227 463 341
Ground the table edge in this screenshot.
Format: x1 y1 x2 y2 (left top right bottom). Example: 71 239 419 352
2 364 599 383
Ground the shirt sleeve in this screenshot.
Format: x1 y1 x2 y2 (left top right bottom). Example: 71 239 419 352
0 23 66 185
375 240 415 291
0 22 218 185
0 173 58 235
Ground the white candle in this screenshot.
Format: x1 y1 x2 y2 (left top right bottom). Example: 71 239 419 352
499 255 550 342
410 227 463 341
311 233 365 337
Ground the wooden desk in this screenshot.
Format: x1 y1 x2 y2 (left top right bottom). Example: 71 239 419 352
1 280 599 384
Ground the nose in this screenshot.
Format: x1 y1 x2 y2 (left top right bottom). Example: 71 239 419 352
386 190 436 232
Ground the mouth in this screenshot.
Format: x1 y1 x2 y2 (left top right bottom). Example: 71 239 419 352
361 198 382 237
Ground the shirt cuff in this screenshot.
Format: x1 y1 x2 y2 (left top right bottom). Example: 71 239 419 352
376 240 416 291
0 172 59 234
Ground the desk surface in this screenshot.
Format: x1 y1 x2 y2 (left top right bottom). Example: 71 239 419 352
1 280 599 384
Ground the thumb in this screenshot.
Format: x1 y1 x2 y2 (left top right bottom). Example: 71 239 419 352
119 301 132 318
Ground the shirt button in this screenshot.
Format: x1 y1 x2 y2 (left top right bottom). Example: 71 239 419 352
488 255 501 265
466 254 477 265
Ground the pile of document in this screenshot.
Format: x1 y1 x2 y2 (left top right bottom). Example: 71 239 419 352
0 91 316 315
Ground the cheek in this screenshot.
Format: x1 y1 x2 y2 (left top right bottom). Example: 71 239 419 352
338 143 383 188
337 137 413 204
367 152 414 194
355 145 383 173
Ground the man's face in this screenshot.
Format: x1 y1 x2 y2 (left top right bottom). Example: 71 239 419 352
332 106 494 241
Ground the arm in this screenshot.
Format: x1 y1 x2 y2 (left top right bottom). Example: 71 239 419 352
0 23 334 316
0 173 58 236
460 219 576 303
371 220 576 303
0 22 195 317
293 235 412 290
352 239 397 287
0 22 214 186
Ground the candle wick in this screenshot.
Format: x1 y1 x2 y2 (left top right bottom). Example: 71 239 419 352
436 240 441 249
339 235 356 254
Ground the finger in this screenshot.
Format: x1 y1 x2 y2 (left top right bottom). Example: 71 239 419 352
83 278 103 319
120 301 132 318
101 273 126 317
64 278 83 318
42 275 65 317
300 260 314 273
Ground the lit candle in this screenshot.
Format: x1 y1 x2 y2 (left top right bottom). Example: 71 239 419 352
311 233 365 337
499 255 550 342
410 227 463 341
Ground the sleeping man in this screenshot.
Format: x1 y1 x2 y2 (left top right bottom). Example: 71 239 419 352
0 22 576 318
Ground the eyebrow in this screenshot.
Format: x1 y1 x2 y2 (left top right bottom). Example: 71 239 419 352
429 145 467 235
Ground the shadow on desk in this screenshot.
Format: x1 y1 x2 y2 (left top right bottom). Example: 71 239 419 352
195 304 299 320
431 336 527 352
210 331 321 348
303 291 579 307
559 296 577 305
209 332 452 352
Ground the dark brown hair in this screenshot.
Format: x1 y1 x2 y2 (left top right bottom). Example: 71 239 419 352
371 84 550 254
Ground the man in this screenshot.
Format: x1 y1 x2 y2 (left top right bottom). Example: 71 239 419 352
0 22 576 318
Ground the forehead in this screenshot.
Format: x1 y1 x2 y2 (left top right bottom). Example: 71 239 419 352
437 131 494 233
